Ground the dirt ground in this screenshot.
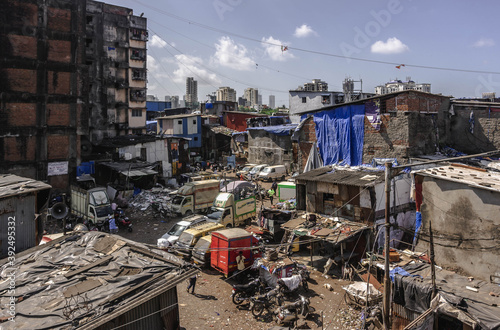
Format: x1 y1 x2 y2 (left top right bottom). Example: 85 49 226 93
101 170 365 329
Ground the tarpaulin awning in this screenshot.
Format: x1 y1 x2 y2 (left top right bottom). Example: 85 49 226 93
247 124 298 136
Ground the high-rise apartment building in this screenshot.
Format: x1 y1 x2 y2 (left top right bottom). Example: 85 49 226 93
186 77 198 107
244 88 259 107
216 87 237 102
269 95 276 109
296 79 328 92
86 1 147 140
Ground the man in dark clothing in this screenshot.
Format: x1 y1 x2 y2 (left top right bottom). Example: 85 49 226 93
187 274 197 294
271 180 278 192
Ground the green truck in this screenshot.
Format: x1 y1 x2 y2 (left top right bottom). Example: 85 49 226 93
206 192 256 228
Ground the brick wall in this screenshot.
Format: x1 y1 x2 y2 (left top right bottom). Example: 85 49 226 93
48 71 71 95
386 92 445 112
47 104 70 126
47 135 70 159
3 68 37 93
47 7 71 32
4 136 36 162
48 40 71 63
6 35 37 59
5 103 36 126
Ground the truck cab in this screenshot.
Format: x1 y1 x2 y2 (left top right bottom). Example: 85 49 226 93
206 193 256 228
173 222 224 259
71 185 112 225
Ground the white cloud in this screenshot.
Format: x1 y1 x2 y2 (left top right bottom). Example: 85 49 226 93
172 54 221 86
371 37 409 54
149 35 167 48
147 55 160 71
473 37 495 48
294 24 317 38
261 36 295 62
211 36 255 71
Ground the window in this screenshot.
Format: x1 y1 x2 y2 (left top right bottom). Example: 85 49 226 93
178 120 182 125
301 97 307 103
194 137 198 141
193 119 196 124
322 95 331 104
132 109 142 117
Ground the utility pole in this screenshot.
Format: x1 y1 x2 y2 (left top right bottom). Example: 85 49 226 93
383 162 392 329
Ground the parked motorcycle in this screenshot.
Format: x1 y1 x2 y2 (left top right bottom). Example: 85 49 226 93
250 288 282 317
277 274 304 296
291 262 311 291
231 278 268 305
114 208 133 232
276 295 313 325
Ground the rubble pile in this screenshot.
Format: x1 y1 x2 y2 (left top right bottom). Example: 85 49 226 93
126 186 176 218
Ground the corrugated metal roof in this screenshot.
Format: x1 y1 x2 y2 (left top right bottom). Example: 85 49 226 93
295 166 384 187
413 164 500 192
0 174 51 199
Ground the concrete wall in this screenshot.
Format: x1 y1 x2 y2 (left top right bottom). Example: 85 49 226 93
448 106 500 153
289 91 342 123
417 176 500 281
247 130 293 169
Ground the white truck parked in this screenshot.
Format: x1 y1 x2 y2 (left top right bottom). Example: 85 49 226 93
206 192 256 228
70 185 112 226
171 180 220 216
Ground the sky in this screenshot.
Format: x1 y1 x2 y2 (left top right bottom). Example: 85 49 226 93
108 0 500 107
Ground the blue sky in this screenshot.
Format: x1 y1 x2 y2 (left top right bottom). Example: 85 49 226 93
110 0 500 106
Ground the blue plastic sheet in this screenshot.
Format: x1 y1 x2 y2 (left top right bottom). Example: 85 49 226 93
389 267 411 282
413 211 422 247
308 105 365 166
246 124 297 136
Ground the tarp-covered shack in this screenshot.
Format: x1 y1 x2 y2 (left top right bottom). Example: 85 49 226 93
0 231 198 329
0 174 51 258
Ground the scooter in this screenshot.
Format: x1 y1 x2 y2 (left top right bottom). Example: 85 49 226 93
231 278 268 305
276 295 313 325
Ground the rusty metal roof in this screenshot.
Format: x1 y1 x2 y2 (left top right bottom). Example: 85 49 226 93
295 166 384 187
0 174 52 199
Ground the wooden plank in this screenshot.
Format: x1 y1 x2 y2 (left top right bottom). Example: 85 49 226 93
358 272 383 291
64 255 113 278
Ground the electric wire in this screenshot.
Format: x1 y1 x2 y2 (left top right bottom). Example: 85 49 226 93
133 0 500 75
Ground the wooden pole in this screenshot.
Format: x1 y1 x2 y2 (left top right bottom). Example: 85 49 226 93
429 219 437 299
383 162 392 329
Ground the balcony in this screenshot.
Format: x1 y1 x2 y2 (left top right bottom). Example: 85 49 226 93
130 89 146 102
130 28 148 41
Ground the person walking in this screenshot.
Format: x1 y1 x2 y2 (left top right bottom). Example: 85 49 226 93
268 188 275 204
187 273 197 294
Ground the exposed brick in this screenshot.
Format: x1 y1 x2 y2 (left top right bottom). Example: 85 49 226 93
47 104 70 126
48 40 71 63
48 71 71 95
6 103 36 127
6 35 37 59
3 1 37 28
4 68 37 93
4 136 36 162
47 135 70 159
47 7 71 32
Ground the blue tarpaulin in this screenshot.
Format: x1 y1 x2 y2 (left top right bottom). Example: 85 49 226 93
413 211 422 248
246 124 297 136
308 105 365 166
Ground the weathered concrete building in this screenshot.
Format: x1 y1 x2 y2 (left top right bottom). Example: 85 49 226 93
86 1 147 143
413 164 500 281
246 124 297 170
448 98 500 154
293 91 451 171
0 0 88 188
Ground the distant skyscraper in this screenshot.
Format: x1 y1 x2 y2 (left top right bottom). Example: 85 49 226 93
296 79 328 92
258 94 262 105
185 77 198 106
375 77 431 95
244 88 259 107
170 95 179 108
216 87 237 102
269 95 275 108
